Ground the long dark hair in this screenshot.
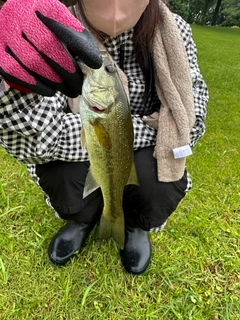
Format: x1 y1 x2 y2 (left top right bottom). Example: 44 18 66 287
62 0 169 100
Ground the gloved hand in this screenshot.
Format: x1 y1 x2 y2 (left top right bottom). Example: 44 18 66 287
0 0 102 97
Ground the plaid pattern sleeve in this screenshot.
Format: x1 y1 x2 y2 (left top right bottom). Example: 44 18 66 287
0 87 88 163
132 115 157 150
173 14 209 147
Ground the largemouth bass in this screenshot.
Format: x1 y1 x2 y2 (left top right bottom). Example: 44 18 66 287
79 50 138 249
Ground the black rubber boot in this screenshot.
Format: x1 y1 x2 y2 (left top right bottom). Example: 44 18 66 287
48 220 96 266
120 224 151 275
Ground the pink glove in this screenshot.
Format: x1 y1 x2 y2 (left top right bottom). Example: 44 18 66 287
0 0 102 97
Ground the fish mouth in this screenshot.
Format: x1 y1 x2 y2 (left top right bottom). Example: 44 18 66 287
82 95 110 114
89 105 105 113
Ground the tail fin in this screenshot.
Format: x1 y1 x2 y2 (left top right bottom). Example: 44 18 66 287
99 211 125 249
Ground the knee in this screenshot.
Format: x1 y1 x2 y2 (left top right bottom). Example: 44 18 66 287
136 195 177 231
35 161 96 217
125 180 187 231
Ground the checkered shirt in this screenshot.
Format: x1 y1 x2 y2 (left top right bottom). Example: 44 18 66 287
0 14 208 230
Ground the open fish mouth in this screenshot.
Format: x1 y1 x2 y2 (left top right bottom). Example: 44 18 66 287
82 94 105 110
89 105 105 113
82 94 112 114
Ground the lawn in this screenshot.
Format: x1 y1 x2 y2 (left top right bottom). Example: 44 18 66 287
0 26 240 319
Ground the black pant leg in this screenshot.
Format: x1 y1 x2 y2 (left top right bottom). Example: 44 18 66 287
123 147 188 231
36 161 103 222
35 148 188 229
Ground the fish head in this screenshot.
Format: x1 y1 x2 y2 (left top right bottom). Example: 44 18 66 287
79 50 122 119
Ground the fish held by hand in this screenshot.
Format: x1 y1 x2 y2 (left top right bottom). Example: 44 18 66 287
79 50 139 249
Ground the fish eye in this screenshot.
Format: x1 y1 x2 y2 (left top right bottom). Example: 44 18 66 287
105 65 116 74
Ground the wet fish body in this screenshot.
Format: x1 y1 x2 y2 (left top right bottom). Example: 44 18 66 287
79 50 138 249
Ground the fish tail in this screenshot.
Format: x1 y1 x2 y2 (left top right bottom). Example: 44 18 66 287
99 212 125 250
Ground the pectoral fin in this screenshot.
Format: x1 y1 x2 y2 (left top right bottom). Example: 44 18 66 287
92 120 112 149
127 162 139 186
83 168 100 198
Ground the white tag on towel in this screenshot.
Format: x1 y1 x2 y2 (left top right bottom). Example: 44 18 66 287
173 145 192 159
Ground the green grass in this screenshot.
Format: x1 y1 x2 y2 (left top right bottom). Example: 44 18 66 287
0 26 240 319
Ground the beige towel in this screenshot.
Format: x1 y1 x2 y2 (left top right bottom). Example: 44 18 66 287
149 2 195 182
